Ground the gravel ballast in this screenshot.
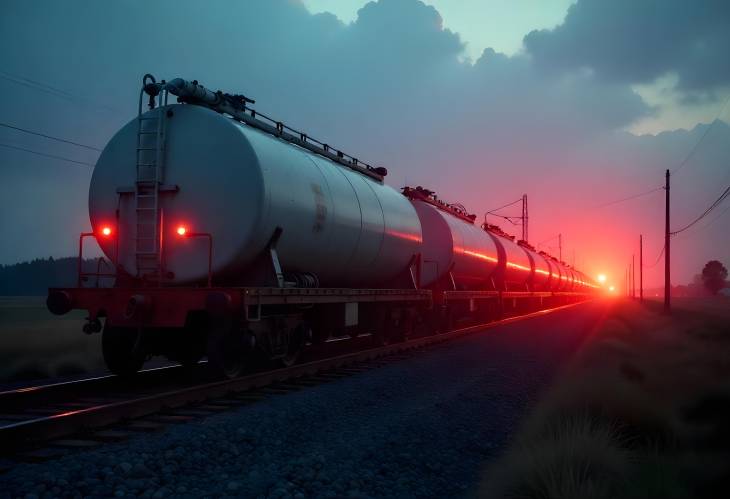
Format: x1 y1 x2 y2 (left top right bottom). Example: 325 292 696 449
0 302 606 498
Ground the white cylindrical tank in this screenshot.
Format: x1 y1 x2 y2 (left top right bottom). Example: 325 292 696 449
492 236 533 290
89 104 422 286
528 249 552 291
409 200 501 289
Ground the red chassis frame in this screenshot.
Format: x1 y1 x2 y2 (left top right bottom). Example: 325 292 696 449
47 286 433 329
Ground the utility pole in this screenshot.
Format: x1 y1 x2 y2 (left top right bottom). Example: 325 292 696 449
639 234 643 303
664 169 671 314
627 267 630 297
558 233 562 262
630 253 636 298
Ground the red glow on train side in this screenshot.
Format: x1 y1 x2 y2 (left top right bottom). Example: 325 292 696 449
100 226 112 237
176 225 187 236
384 229 423 243
463 249 499 263
506 261 531 272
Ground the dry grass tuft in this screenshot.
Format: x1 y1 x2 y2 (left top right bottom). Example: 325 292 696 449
480 414 629 499
479 298 730 498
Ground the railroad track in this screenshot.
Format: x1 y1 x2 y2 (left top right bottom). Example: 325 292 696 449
0 301 590 469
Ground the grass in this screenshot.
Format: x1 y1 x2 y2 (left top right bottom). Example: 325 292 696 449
0 296 104 383
479 296 730 499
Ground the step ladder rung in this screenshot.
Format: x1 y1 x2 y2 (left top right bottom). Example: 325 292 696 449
135 106 167 280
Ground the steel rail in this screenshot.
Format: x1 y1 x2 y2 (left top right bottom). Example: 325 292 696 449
0 300 592 452
0 364 197 410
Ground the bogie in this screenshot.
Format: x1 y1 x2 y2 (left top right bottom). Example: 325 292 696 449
102 324 146 377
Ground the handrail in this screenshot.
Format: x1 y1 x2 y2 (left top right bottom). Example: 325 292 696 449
78 233 117 288
402 186 477 224
142 76 387 182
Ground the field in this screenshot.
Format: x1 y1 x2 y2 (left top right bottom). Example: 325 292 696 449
0 296 105 383
479 296 730 498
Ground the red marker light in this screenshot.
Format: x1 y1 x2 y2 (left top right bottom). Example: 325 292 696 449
176 226 187 236
101 226 112 237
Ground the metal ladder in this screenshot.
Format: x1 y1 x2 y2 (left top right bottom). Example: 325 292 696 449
134 84 167 280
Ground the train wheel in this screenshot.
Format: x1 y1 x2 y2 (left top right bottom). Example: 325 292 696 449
371 307 392 346
207 320 246 379
310 326 329 345
280 324 307 367
102 325 145 377
175 313 207 369
372 327 391 346
176 337 205 370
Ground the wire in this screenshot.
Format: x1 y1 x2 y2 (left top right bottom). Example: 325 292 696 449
672 93 730 175
0 71 80 101
537 234 560 246
0 122 101 151
591 93 728 210
673 196 730 240
0 70 121 113
0 142 94 167
486 197 522 215
592 186 663 209
699 200 730 229
670 183 730 235
643 244 665 269
488 213 520 225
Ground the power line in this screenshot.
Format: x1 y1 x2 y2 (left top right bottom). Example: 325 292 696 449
0 122 101 151
643 244 665 269
670 183 730 235
699 200 730 229
0 70 121 113
489 213 521 225
672 93 730 175
673 196 730 240
592 186 663 209
537 234 560 246
0 142 94 167
0 71 80 101
486 197 522 215
592 94 728 212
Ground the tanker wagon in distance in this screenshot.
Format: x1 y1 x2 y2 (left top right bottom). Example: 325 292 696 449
47 74 599 378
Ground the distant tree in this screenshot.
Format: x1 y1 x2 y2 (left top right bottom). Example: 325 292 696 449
0 257 107 296
701 260 728 295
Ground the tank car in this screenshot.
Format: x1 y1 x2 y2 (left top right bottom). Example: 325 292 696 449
47 75 599 378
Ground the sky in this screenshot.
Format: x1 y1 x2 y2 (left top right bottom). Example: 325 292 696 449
1 0 729 289
302 0 576 59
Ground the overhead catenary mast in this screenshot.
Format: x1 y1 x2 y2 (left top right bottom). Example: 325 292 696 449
522 194 528 243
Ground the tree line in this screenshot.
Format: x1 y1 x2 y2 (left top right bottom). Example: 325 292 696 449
0 257 727 297
0 257 106 295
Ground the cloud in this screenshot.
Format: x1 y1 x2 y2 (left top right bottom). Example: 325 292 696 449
0 0 727 285
524 0 730 93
